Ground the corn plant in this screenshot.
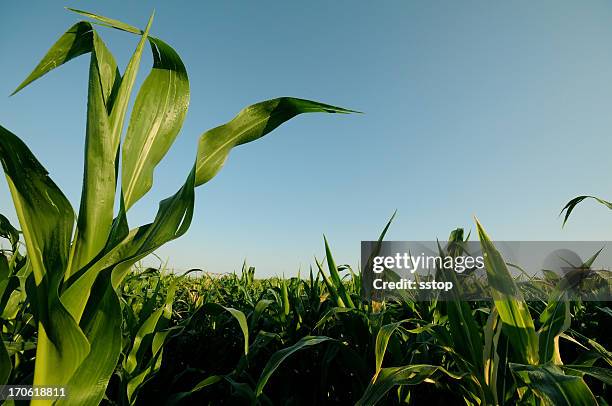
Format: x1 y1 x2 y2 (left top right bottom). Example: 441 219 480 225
0 8 351 405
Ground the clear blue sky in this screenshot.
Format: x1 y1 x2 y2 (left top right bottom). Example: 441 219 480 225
2 1 612 277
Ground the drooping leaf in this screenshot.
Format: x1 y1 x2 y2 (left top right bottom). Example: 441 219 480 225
197 303 250 356
374 320 408 380
562 365 612 386
510 363 597 406
121 36 190 209
166 375 224 404
255 336 333 398
356 364 462 406
195 97 355 186
560 195 612 227
12 22 94 95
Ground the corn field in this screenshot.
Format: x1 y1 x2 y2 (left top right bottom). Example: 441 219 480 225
1 9 611 406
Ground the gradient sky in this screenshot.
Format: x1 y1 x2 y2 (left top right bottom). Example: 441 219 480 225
3 1 612 277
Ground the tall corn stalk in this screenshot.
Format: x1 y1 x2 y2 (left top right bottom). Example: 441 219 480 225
0 9 351 405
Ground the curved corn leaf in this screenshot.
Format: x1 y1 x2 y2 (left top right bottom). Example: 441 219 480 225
0 125 89 387
562 365 612 386
11 22 94 95
250 299 273 331
121 36 189 209
166 375 224 404
561 195 612 227
190 374 224 392
195 97 354 186
475 218 539 365
374 320 407 381
197 303 249 356
255 335 333 398
509 363 597 406
538 283 571 364
314 307 358 330
356 364 462 406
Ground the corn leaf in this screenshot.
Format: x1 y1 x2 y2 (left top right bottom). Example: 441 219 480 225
562 365 612 386
196 303 249 356
70 32 121 273
476 219 539 365
561 195 612 227
11 22 94 95
538 284 571 364
121 37 189 209
195 97 354 186
356 364 462 406
324 236 355 308
483 307 502 404
255 336 333 398
107 14 153 151
67 8 142 35
374 320 408 381
0 125 89 387
250 299 273 331
316 257 345 307
509 363 597 406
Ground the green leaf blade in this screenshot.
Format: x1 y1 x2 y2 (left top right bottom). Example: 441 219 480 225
11 22 94 95
195 97 354 186
475 218 539 365
122 37 190 210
